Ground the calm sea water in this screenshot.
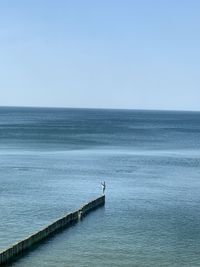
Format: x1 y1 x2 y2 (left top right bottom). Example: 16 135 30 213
1 107 200 267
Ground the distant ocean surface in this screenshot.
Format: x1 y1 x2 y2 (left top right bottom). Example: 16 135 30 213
1 107 200 267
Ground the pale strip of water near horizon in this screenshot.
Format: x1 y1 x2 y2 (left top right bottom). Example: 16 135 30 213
1 107 200 266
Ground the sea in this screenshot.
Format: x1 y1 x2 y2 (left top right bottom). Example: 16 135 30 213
1 107 200 267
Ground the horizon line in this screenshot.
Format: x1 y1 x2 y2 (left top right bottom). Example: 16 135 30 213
0 105 199 113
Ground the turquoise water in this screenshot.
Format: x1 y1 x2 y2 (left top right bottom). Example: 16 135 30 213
1 107 200 266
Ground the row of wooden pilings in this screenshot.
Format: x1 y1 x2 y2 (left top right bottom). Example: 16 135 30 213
0 195 105 266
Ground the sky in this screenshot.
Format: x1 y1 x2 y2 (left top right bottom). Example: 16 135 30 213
0 0 200 111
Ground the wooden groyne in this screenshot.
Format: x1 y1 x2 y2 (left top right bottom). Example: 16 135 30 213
0 195 105 266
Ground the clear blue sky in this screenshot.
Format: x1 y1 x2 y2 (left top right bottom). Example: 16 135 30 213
0 0 200 110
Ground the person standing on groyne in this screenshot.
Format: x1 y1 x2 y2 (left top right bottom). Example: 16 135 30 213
101 181 106 195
